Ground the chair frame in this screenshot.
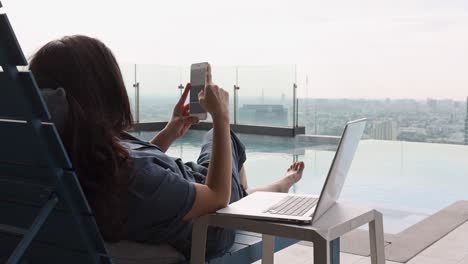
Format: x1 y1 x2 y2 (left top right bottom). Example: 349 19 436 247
0 2 110 262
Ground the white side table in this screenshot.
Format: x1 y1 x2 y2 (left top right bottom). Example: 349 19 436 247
191 202 385 264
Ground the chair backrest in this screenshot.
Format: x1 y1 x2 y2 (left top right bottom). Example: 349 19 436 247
0 2 112 263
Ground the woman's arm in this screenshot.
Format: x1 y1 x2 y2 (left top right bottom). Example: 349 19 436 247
183 66 232 220
150 84 199 152
150 128 177 152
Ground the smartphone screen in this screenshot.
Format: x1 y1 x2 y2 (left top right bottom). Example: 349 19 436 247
190 63 207 115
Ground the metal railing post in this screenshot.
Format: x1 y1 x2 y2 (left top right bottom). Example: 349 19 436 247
133 64 140 123
293 65 299 129
234 66 239 125
178 84 184 96
296 96 299 128
234 85 239 124
293 83 297 128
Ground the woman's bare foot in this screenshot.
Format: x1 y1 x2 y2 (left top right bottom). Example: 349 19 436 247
245 161 305 194
273 161 305 193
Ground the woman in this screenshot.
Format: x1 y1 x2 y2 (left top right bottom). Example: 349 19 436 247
30 35 304 258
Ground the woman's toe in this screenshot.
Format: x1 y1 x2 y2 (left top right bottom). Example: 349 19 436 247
294 162 300 170
299 162 304 170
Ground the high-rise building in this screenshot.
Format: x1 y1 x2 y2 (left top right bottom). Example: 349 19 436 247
465 97 468 145
427 98 438 112
370 120 399 141
239 104 288 127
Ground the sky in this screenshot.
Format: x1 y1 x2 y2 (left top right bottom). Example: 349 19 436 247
2 0 468 99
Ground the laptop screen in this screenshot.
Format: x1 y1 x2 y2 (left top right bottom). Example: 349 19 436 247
311 119 367 224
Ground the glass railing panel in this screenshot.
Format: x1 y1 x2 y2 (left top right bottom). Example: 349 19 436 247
120 63 136 119
137 64 182 122
297 98 316 135
237 65 296 127
210 65 237 124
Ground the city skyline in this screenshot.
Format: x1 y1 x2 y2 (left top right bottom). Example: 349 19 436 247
3 0 468 100
135 94 467 145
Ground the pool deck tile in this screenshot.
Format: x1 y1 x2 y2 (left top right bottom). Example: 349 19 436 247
385 200 468 263
408 221 468 264
459 255 468 264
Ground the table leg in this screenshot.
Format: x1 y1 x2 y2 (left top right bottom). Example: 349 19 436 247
314 237 330 264
262 234 275 264
369 211 385 264
190 218 208 264
330 238 340 264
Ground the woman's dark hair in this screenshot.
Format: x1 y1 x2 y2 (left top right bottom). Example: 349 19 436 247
30 35 133 241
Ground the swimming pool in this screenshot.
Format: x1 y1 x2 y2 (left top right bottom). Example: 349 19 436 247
131 130 468 233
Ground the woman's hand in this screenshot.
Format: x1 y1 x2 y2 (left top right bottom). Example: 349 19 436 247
167 83 200 138
198 64 230 123
150 83 199 152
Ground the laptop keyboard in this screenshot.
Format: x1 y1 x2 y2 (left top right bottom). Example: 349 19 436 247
263 196 318 216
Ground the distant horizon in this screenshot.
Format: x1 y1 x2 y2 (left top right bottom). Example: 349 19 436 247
135 93 467 102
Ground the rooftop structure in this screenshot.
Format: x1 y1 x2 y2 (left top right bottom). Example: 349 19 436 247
239 104 288 127
465 97 468 145
370 120 399 141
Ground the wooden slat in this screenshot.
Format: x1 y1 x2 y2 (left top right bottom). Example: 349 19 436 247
0 120 71 168
0 178 53 207
0 14 27 66
0 202 103 253
0 71 51 120
0 170 93 214
0 233 109 264
0 163 56 185
0 224 27 236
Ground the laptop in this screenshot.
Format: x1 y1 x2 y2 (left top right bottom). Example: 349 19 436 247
217 118 367 224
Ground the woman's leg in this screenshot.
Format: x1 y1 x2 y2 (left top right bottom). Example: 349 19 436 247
197 129 305 196
241 161 305 194
197 129 247 203
239 166 248 190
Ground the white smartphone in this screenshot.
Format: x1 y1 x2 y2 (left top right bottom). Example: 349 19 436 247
190 62 208 120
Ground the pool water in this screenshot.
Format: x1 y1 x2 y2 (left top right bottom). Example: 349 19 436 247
131 130 468 234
